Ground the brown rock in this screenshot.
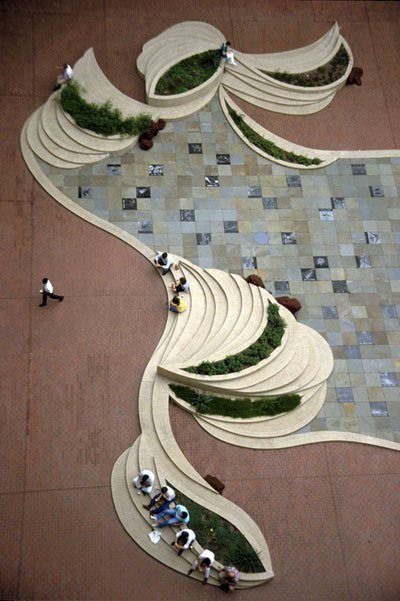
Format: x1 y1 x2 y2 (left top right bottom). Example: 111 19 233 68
346 67 363 86
139 137 153 151
204 474 225 495
245 274 265 288
155 119 166 130
276 296 302 317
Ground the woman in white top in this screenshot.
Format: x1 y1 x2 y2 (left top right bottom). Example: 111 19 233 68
132 469 155 495
171 528 196 555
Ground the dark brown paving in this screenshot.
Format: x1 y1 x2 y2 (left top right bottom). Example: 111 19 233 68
1 1 400 600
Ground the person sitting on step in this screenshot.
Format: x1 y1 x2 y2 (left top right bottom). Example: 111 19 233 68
154 251 174 275
132 469 155 495
168 295 187 313
187 548 215 585
153 504 190 529
169 276 189 294
171 528 196 556
143 485 176 515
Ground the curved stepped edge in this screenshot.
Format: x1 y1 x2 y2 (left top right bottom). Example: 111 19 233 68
137 21 353 119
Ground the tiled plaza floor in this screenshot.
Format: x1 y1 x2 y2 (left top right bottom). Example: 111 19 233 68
41 95 400 444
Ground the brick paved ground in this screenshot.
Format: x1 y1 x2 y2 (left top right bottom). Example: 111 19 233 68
1 1 400 600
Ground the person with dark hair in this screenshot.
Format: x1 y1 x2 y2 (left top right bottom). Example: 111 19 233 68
39 278 64 307
53 63 73 90
169 276 189 294
171 528 196 555
153 504 190 528
168 295 187 313
143 485 175 515
220 41 231 58
218 566 240 592
154 251 173 275
132 469 155 495
187 549 215 585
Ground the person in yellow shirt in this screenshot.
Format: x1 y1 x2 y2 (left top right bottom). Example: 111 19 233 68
168 295 187 313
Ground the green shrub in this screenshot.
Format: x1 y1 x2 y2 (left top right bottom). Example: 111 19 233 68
185 301 286 375
227 105 322 166
171 487 265 573
267 44 349 87
60 82 152 137
155 49 221 95
169 383 301 418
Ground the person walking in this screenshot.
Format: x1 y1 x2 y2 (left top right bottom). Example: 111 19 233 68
187 548 215 585
53 63 74 90
171 528 196 556
39 278 64 307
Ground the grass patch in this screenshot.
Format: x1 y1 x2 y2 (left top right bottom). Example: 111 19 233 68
155 49 221 95
60 82 152 137
185 301 286 376
172 488 265 573
170 384 301 418
228 105 322 166
267 44 349 87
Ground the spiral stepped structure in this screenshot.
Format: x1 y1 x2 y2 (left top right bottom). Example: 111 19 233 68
138 21 352 117
112 259 274 588
158 257 334 446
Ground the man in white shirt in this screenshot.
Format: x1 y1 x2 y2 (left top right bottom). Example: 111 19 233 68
53 63 74 90
39 277 64 307
187 548 215 584
154 251 174 276
132 469 155 495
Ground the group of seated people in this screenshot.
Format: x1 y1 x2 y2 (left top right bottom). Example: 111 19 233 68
133 469 240 591
154 251 190 314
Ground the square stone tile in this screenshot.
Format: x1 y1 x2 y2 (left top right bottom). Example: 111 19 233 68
322 306 338 319
223 221 239 233
314 256 329 268
332 280 348 293
281 232 297 245
122 198 137 210
369 401 389 416
188 143 202 154
247 185 262 198
286 175 301 187
331 197 346 209
106 164 121 176
365 232 381 244
380 372 398 387
205 176 219 187
319 209 334 221
78 186 93 199
355 255 371 268
274 281 290 293
243 256 257 269
381 304 398 318
216 153 231 165
351 164 366 175
180 209 195 222
369 185 384 197
337 387 354 402
357 331 374 345
301 268 317 281
149 164 164 176
196 233 212 245
136 186 151 198
262 197 278 209
345 346 361 359
138 220 153 234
